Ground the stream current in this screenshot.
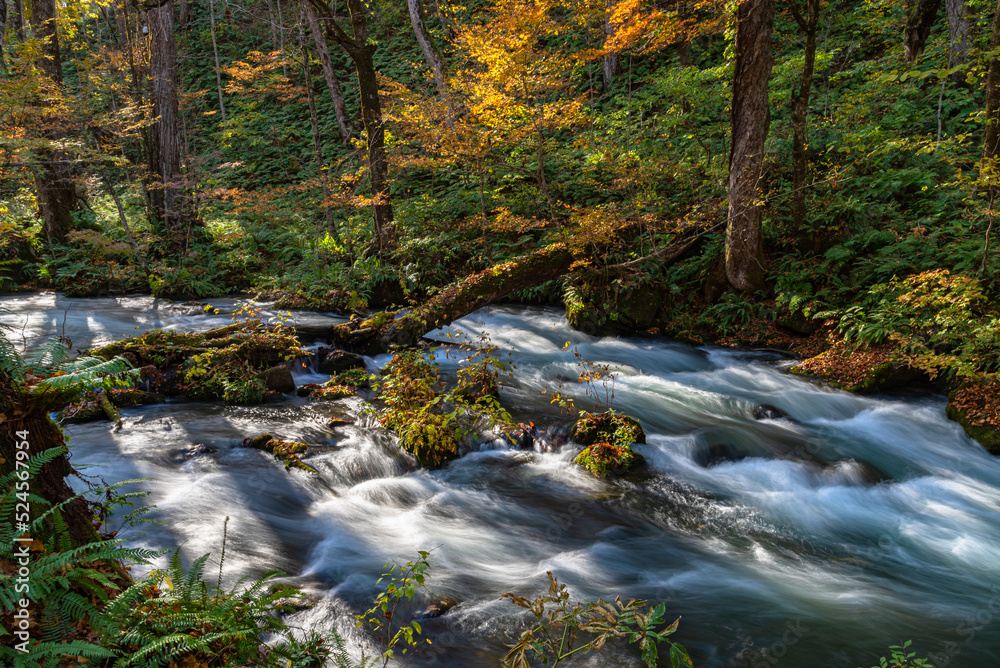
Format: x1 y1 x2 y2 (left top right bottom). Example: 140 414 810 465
2 292 999 667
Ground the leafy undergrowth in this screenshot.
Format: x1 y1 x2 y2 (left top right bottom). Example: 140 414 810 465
575 440 644 478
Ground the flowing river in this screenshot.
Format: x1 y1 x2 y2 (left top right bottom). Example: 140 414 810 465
3 292 999 668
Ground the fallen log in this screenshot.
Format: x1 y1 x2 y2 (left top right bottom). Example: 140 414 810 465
329 224 713 354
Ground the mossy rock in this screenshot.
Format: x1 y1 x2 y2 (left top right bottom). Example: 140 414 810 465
789 344 927 394
575 442 646 478
296 383 322 397
311 385 355 400
326 368 371 389
571 411 645 447
242 433 317 473
564 278 664 336
318 349 366 375
946 384 1000 455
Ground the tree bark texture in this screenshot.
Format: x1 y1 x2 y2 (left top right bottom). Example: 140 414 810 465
726 0 773 292
945 0 971 65
305 2 352 142
904 0 941 62
30 0 75 245
148 0 192 240
602 0 620 88
407 0 450 102
789 0 819 230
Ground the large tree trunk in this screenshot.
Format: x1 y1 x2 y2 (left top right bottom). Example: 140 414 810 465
726 0 774 292
304 2 352 143
10 0 23 40
985 0 1000 169
30 0 76 246
407 0 450 102
945 0 971 66
148 0 194 246
602 0 620 88
307 0 394 252
789 0 819 231
904 0 942 62
0 404 100 548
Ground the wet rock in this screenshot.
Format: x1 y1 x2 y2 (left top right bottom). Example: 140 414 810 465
328 416 355 428
261 365 295 393
694 442 751 467
296 383 322 397
946 383 1000 455
503 423 537 450
752 405 788 421
242 433 317 473
413 595 460 620
317 348 365 375
310 385 354 401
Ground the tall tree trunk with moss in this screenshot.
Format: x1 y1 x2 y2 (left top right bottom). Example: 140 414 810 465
789 0 819 231
10 0 23 41
304 2 352 143
985 0 1000 175
148 0 195 247
306 0 394 252
726 0 774 292
30 0 76 246
904 0 941 62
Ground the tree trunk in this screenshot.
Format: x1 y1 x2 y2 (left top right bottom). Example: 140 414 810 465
0 404 100 548
602 0 620 88
30 0 75 245
306 0 394 252
305 2 352 142
178 0 188 27
10 0 23 41
789 0 819 231
985 0 1000 169
299 21 336 238
945 0 971 66
407 0 450 102
1 0 8 74
726 0 774 292
904 0 942 62
148 0 192 242
276 0 287 79
209 0 227 122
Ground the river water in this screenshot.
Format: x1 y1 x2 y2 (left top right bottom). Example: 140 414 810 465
2 293 999 668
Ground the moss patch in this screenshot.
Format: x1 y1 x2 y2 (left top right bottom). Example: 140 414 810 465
571 411 645 446
575 441 645 478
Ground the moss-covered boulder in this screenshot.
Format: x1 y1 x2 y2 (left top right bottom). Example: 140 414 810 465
947 382 1000 455
564 277 665 336
326 368 371 389
90 322 306 405
789 342 925 394
242 433 317 473
575 441 645 477
571 411 646 478
571 411 645 446
310 385 354 401
260 365 295 393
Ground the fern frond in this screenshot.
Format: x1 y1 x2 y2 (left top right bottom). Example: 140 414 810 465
23 337 71 374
